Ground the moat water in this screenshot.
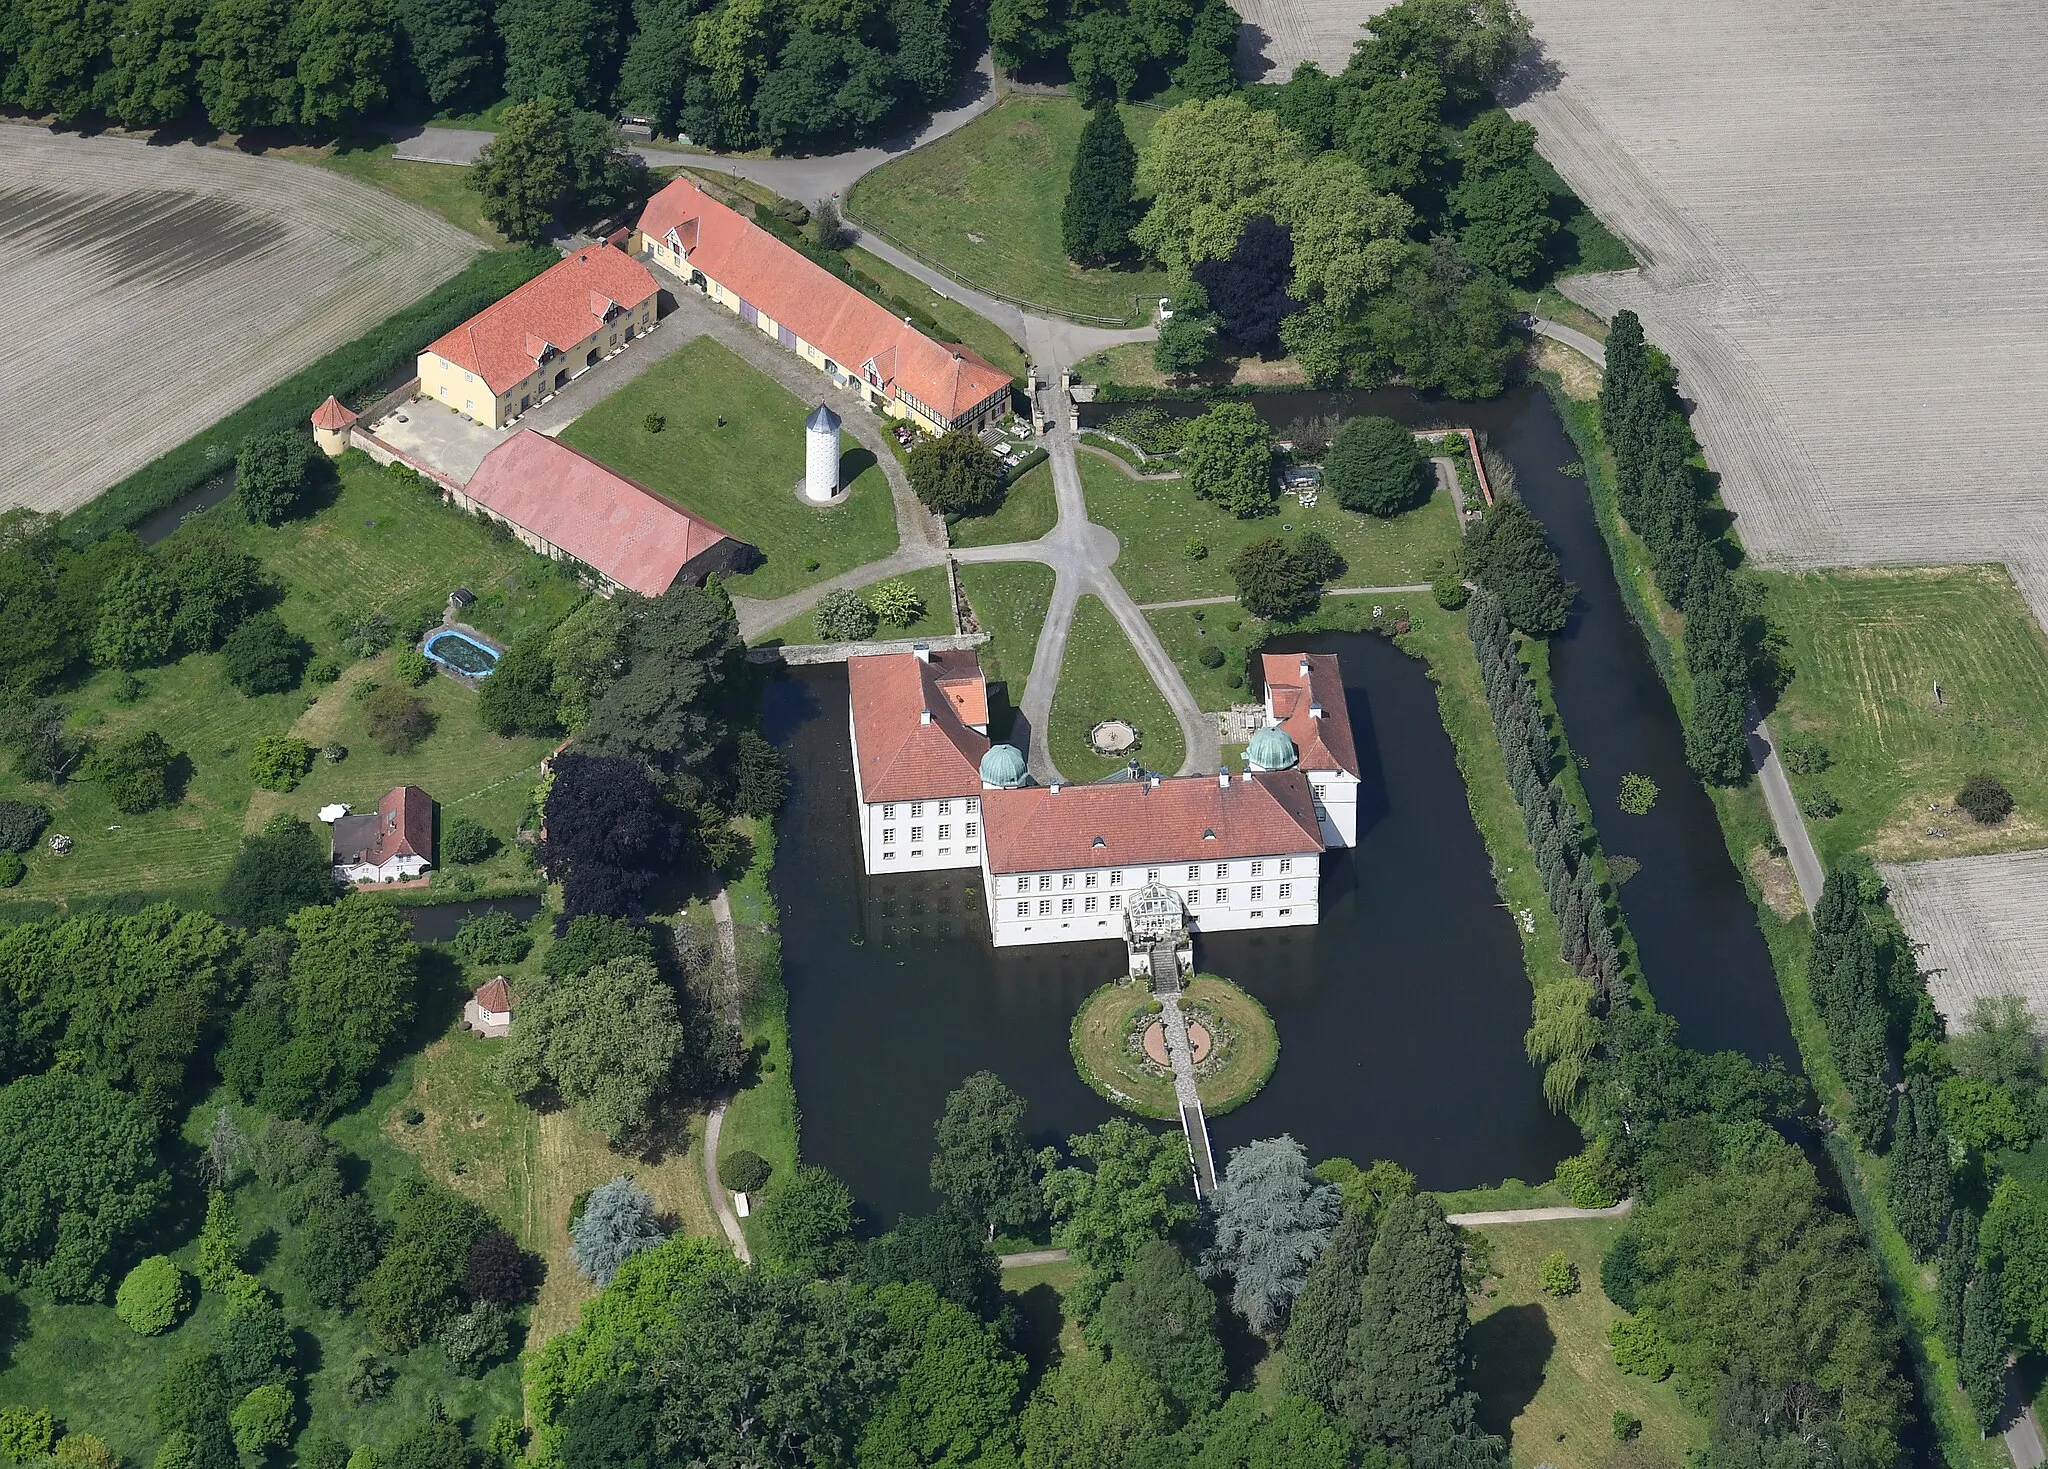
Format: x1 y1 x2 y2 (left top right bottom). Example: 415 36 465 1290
772 383 1796 1227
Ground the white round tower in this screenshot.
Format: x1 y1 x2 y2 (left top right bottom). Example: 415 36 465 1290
804 403 842 503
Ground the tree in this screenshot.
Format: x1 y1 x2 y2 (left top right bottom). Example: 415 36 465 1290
1464 497 1573 635
160 530 261 653
540 752 683 918
0 801 49 853
814 587 881 643
83 728 177 813
909 433 1005 517
1041 1118 1199 1319
195 0 293 131
195 1189 243 1292
1962 1272 2008 1437
361 1241 462 1351
1192 216 1298 351
117 1256 191 1334
931 1071 1041 1242
617 0 702 140
1094 1238 1226 1424
1064 103 1142 266
753 32 902 153
264 898 417 1118
1018 1353 1169 1469
465 1228 538 1307
91 559 177 668
468 97 574 242
450 909 534 966
294 1192 383 1309
498 956 688 1143
1958 774 2015 825
1273 151 1413 316
101 0 205 126
758 1164 858 1277
1336 1192 1471 1447
217 1297 295 1393
1227 536 1324 621
1133 97 1304 269
736 728 788 817
439 1301 515 1374
860 1285 1025 1467
1326 416 1429 517
218 814 332 928
249 735 314 793
285 0 393 127
1154 310 1216 376
222 611 309 695
382 1418 472 1469
236 431 319 526
229 1384 293 1458
860 1206 1002 1319
1203 1134 1340 1334
1351 0 1529 107
1361 241 1519 399
52 1433 117 1469
1938 1209 1979 1359
1886 1075 1953 1262
1341 72 1447 194
394 0 497 106
1174 1392 1353 1469
1449 110 1556 283
580 587 749 797
441 815 495 864
1183 403 1275 517
362 684 434 752
497 0 625 107
0 1071 168 1300
476 637 565 737
570 1176 667 1286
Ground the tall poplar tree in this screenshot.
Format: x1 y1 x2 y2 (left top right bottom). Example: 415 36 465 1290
1938 1209 1978 1358
1062 103 1141 267
1886 1075 1953 1261
1337 1193 1471 1448
1961 1271 2009 1436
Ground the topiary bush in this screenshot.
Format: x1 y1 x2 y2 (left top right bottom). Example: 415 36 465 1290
0 853 24 888
0 801 50 854
718 1149 772 1194
1432 574 1469 610
1198 644 1225 669
1957 773 2015 825
116 1255 191 1335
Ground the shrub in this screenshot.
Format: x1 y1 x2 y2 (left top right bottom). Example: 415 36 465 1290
1326 416 1430 516
1779 733 1831 775
1612 1412 1642 1442
1958 773 2014 825
438 1301 515 1375
341 1352 394 1405
308 658 342 685
1432 574 1468 610
0 854 23 888
757 1165 857 1278
1198 644 1225 669
718 1149 773 1194
53 1434 116 1469
0 801 50 853
1800 786 1842 819
813 588 879 643
249 736 315 793
643 413 665 434
236 430 319 526
395 647 434 686
1607 1316 1671 1379
1617 772 1658 815
449 909 533 965
0 1409 55 1464
1539 1250 1579 1297
1554 1146 1619 1209
222 612 309 694
230 1384 293 1456
362 686 435 754
1185 537 1208 561
84 730 177 813
867 580 924 629
908 432 1004 517
1600 1232 1646 1311
117 1256 191 1335
217 1297 295 1393
464 1228 536 1307
442 817 495 865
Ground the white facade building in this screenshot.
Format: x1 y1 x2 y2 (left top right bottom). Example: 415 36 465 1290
847 646 991 875
1257 652 1362 848
977 770 1325 949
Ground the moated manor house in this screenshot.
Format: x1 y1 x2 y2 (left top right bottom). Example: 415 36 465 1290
846 647 1363 949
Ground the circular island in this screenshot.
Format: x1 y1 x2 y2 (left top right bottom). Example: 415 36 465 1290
1070 973 1278 1119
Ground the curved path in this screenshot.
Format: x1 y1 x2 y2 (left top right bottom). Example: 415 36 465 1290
702 889 752 1263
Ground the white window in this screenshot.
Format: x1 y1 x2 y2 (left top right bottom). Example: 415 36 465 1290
1278 882 1292 898
966 797 979 812
1016 877 1030 894
883 804 896 819
939 848 950 857
1186 865 1200 881
1279 859 1293 874
1251 885 1263 901
883 828 896 844
910 802 924 817
1038 899 1052 915
1314 783 1328 799
1039 875 1052 891
1084 896 1098 913
1187 890 1200 906
1145 869 1159 883
911 827 924 842
1250 860 1264 877
1215 863 1229 879
1084 873 1097 888
1215 888 1228 905
1109 894 1122 909
966 822 978 838
938 824 951 839
464 398 474 411
938 800 952 815
1016 901 1030 917
1062 875 1075 890
1061 898 1074 914
884 852 896 861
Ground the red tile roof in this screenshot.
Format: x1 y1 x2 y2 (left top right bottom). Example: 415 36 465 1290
1263 653 1360 777
426 245 659 396
848 650 990 802
465 431 743 598
637 180 1012 426
333 785 434 866
311 395 356 430
980 772 1324 874
474 977 512 1014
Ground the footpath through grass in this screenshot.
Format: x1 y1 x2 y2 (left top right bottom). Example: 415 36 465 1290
1077 454 1459 605
560 336 899 599
1466 1216 1699 1469
958 562 1056 741
1047 595 1184 780
1759 565 2048 864
848 96 1168 323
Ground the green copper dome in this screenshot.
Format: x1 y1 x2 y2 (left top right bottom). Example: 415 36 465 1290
1246 723 1298 771
979 743 1029 788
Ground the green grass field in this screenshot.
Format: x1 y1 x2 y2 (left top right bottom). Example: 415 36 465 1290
848 97 1168 323
1047 596 1184 780
1760 566 2048 863
1077 455 1459 606
1466 1217 1698 1469
712 819 800 1258
957 562 1056 741
951 460 1059 548
758 564 955 646
318 142 504 244
560 337 900 599
0 463 573 908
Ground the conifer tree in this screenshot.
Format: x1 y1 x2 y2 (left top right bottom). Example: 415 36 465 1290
1962 1271 2009 1435
1887 1075 1954 1260
1062 105 1141 266
1337 1193 1470 1448
1939 1209 1979 1358
1282 1207 1373 1410
1597 310 1647 445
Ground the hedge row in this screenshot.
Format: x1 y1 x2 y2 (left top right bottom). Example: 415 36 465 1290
64 247 558 545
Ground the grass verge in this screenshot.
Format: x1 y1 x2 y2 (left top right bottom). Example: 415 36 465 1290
559 336 899 600
951 460 1059 548
716 817 799 1257
1047 595 1185 780
318 141 506 243
957 562 1056 741
757 564 955 647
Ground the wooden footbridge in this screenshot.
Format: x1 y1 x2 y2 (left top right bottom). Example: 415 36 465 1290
1146 938 1217 1198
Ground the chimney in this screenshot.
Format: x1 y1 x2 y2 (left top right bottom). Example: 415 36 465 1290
913 643 930 663
1241 770 1253 785
1218 768 1229 789
1051 783 1061 794
919 708 931 726
1310 701 1324 720
1149 776 1161 789
1299 657 1311 678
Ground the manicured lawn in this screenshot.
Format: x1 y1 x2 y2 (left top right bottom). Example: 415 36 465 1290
0 463 576 910
758 564 956 646
1759 565 2048 863
1078 454 1460 606
319 142 505 244
848 97 1168 324
1147 605 1261 712
951 460 1059 548
957 562 1056 741
1466 1217 1698 1469
1003 1259 1084 1375
842 247 1029 382
560 336 901 599
1432 1179 1572 1214
1047 596 1184 780
1070 975 1275 1119
713 819 801 1257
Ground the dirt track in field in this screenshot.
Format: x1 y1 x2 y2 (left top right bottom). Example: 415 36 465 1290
0 126 483 515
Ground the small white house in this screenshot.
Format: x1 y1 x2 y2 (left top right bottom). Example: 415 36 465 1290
331 785 435 884
463 976 514 1039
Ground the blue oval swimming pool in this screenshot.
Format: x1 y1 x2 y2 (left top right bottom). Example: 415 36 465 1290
423 630 500 676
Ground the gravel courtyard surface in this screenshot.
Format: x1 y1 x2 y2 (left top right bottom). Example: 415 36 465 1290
1882 851 2048 1027
1510 0 2048 613
0 127 483 515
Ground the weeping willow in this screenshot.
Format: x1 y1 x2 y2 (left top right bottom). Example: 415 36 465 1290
1525 977 1597 1112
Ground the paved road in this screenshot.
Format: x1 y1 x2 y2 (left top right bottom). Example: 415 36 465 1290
2007 1364 2047 1469
1748 712 1824 913
1445 1199 1634 1226
1526 314 1607 368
